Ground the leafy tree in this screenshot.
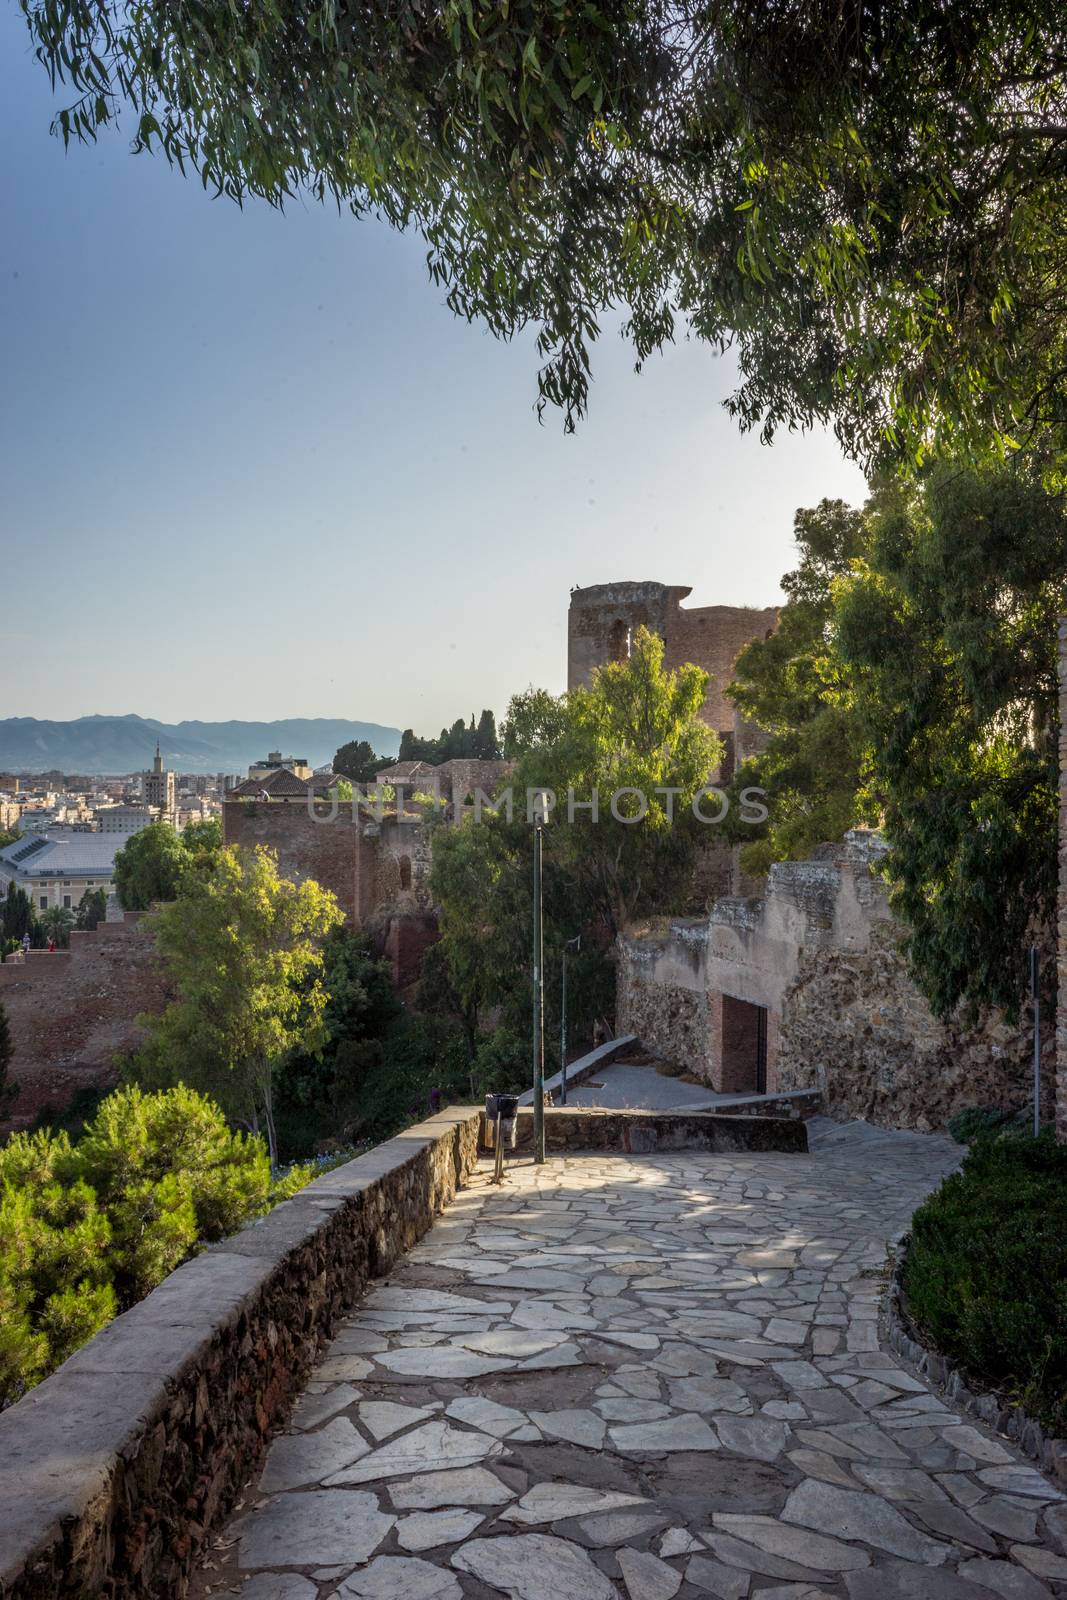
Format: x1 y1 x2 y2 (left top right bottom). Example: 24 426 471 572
333 740 390 783
398 711 501 765
20 0 1067 471
835 462 1065 1019
725 498 877 872
181 816 223 866
516 627 721 935
129 846 344 1164
274 930 400 1157
113 822 189 909
75 887 108 931
0 830 21 850
501 688 570 759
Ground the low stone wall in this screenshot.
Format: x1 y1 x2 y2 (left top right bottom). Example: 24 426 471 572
516 1035 637 1106
511 1106 808 1155
0 1106 481 1600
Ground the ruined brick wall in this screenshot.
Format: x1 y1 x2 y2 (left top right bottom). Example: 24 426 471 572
567 581 777 763
1058 617 1067 1141
224 798 361 923
0 916 169 1132
371 816 435 912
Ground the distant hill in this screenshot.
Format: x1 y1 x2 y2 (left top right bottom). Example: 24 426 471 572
0 715 402 776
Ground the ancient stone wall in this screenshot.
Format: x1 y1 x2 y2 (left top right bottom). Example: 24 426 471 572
0 915 169 1133
1058 616 1067 1141
510 1105 808 1154
0 1106 481 1600
618 832 1048 1132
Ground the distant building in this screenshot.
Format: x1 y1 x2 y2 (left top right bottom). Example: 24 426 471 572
248 751 312 781
143 744 177 826
95 804 156 835
0 833 123 913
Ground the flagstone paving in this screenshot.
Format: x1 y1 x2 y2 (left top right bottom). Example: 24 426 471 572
194 1121 1067 1600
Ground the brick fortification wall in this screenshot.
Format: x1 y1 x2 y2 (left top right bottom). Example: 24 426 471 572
1058 616 1067 1141
567 581 777 765
0 915 169 1132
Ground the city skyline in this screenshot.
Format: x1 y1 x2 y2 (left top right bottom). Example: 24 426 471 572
1 7 866 730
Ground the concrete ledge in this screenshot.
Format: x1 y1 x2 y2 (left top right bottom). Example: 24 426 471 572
513 1106 808 1155
674 1088 824 1119
0 1106 482 1600
516 1035 637 1106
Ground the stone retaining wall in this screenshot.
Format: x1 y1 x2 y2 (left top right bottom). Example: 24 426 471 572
510 1106 808 1155
0 1106 481 1600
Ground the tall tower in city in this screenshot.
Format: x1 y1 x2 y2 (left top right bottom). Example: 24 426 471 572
144 742 177 825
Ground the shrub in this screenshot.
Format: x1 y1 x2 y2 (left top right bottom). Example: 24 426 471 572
902 1131 1067 1434
0 1085 279 1408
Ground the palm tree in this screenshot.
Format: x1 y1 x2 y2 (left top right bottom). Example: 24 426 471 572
40 907 75 949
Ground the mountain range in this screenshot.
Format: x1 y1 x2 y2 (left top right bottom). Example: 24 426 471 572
0 715 402 776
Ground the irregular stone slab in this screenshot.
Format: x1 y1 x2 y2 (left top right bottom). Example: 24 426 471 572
374 1348 512 1379
660 1528 703 1558
511 1302 597 1331
291 1384 361 1431
519 1341 583 1369
782 1480 948 1565
845 1561 1021 1598
503 1483 649 1524
908 1500 998 1551
668 1376 751 1415
235 1489 394 1569
396 1509 485 1551
617 1547 683 1600
336 1554 463 1599
368 1288 502 1314
358 1402 436 1441
978 1467 1064 1500
713 1514 870 1571
595 1398 672 1422
787 1448 858 1489
388 1467 514 1509
575 1509 669 1546
611 1413 719 1452
445 1396 528 1437
686 1552 756 1597
260 1417 371 1492
701 1533 832 1583
328 1421 503 1485
957 1559 1054 1599
938 1426 1014 1465
1011 1546 1067 1582
242 1578 318 1600
772 1361 828 1391
452 1533 618 1600
460 1330 565 1357
715 1416 790 1461
972 1498 1040 1542
849 1466 947 1503
527 1408 606 1449
317 1354 374 1382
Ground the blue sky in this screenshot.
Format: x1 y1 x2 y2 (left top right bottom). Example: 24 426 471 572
0 9 867 734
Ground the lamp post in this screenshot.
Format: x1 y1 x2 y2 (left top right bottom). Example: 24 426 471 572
531 794 547 1164
560 935 581 1105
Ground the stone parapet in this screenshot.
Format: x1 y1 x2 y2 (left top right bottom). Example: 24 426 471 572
0 1106 481 1600
509 1106 808 1155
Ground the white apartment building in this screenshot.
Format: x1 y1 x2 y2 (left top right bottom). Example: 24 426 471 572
0 833 122 913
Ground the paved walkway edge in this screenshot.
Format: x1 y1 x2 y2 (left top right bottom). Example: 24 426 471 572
0 1105 482 1600
884 1232 1067 1488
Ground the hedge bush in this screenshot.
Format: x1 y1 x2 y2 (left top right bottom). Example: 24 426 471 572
902 1131 1067 1434
0 1084 308 1408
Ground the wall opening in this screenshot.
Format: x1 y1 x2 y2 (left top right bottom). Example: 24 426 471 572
720 994 768 1094
607 618 632 662
398 855 412 891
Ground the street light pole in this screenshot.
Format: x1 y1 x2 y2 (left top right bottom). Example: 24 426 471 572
560 934 581 1105
532 804 546 1164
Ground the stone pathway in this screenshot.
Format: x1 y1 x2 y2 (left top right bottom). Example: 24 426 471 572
565 1061 729 1110
194 1121 1067 1600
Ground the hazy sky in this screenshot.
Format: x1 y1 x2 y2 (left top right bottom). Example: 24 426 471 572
0 9 867 733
